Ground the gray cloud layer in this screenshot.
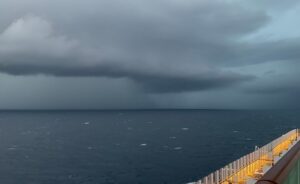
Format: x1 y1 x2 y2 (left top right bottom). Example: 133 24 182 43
0 3 262 93
0 0 299 108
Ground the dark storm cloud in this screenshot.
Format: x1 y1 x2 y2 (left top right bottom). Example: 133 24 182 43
0 0 299 95
136 71 254 93
242 84 300 109
227 39 300 66
244 86 297 95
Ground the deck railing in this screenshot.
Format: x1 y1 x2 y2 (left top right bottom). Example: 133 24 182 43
193 129 299 184
256 137 300 184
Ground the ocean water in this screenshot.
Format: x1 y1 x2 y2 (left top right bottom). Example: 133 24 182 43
0 110 299 184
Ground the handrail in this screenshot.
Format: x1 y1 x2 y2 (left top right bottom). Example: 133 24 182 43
256 131 300 184
193 129 299 184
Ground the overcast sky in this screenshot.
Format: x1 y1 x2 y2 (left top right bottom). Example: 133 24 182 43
0 0 299 109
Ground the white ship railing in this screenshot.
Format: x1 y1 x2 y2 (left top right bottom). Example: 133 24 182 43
192 129 299 184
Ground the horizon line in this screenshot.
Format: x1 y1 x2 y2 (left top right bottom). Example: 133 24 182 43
0 108 298 111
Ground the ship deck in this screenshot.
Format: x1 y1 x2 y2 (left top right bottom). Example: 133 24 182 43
191 129 300 184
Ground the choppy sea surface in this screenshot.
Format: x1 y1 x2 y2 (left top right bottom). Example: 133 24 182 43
0 110 299 184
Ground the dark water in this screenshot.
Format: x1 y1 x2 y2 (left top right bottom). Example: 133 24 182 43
0 110 299 184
